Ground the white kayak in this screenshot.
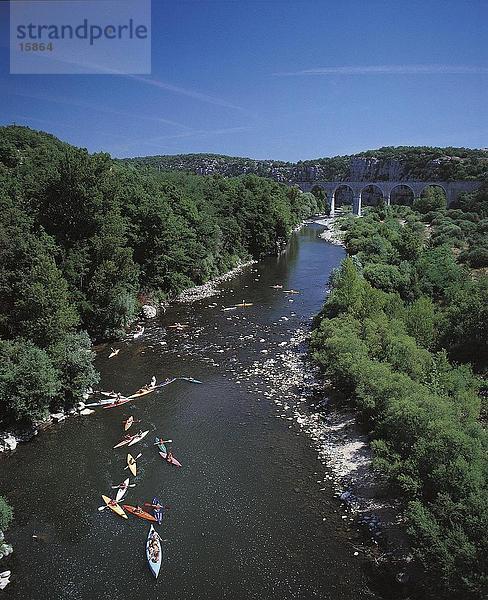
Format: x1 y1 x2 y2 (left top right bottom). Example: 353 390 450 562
115 478 130 502
128 430 149 447
146 525 162 578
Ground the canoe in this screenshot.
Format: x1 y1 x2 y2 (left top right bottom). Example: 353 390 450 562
154 437 167 454
146 525 162 578
127 453 137 477
152 496 163 524
123 504 156 522
128 430 149 446
113 435 135 449
128 387 155 399
159 451 182 467
115 478 130 502
123 416 134 431
101 495 128 519
103 398 131 410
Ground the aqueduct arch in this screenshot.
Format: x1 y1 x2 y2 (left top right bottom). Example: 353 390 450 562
295 179 481 216
390 184 415 206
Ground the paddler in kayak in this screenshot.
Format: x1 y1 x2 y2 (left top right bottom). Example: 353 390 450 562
134 505 144 514
150 375 156 388
166 449 174 463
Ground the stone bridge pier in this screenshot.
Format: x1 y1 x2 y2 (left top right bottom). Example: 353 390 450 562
296 180 481 216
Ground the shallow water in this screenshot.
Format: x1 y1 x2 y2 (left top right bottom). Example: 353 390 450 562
0 224 380 600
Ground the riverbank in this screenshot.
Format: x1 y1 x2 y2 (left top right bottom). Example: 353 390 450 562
176 259 257 303
239 327 412 593
314 215 346 246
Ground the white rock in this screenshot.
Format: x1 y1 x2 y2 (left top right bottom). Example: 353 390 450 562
2 434 17 451
50 412 66 423
142 304 157 319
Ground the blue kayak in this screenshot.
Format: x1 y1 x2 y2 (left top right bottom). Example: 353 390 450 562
152 496 163 525
154 437 167 454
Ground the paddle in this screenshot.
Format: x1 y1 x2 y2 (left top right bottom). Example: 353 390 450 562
111 484 136 489
153 439 172 445
144 503 171 509
124 452 142 469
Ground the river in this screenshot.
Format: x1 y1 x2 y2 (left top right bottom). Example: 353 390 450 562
0 224 381 600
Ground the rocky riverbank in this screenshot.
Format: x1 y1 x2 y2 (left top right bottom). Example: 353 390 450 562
315 215 346 246
238 327 412 589
176 260 257 303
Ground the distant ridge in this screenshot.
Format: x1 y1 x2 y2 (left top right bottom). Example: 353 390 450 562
122 146 488 183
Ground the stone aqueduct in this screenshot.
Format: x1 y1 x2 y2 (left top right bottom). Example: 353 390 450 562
296 180 481 216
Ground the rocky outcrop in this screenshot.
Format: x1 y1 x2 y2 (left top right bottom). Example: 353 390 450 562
0 532 12 560
0 434 17 452
141 304 158 319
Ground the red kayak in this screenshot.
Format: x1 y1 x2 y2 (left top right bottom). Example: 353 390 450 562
159 451 182 468
103 398 131 410
122 504 157 522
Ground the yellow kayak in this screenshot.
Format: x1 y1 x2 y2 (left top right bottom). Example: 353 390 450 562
127 453 137 476
101 495 128 519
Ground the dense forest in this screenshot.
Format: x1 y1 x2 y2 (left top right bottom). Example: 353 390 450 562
123 146 488 183
0 125 321 431
311 184 488 598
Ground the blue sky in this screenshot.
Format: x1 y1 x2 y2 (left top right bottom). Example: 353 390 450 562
1 0 487 160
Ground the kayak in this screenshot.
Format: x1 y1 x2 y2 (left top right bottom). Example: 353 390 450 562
128 387 155 399
123 416 134 431
154 437 167 454
113 435 135 449
108 348 120 358
100 391 118 397
101 495 128 519
128 430 149 446
84 398 116 408
146 525 162 578
178 377 202 384
152 497 163 524
159 451 182 468
123 504 156 522
155 378 176 389
103 398 131 410
115 478 130 502
127 453 137 477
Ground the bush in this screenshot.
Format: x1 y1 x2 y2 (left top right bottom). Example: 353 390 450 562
0 496 12 530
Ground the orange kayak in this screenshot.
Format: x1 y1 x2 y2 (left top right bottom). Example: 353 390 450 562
122 504 157 522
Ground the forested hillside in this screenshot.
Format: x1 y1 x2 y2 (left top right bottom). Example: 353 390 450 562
123 146 488 183
0 125 320 428
311 185 488 598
